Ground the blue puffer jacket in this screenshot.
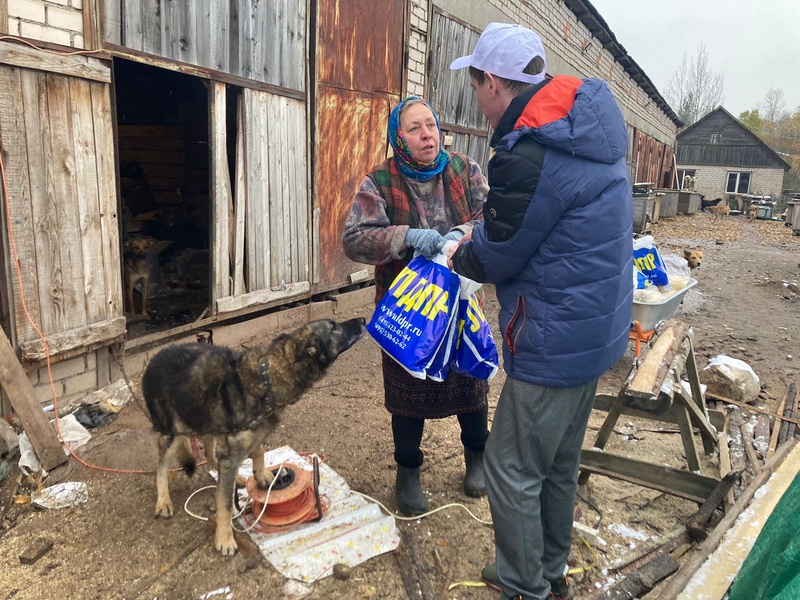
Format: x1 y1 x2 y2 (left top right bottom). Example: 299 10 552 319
452 76 633 387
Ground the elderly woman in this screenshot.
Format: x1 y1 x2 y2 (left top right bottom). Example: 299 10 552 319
342 96 490 516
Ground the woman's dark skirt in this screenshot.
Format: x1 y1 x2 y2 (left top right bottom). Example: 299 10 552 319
381 352 488 419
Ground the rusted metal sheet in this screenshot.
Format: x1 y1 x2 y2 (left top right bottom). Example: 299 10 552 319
314 88 396 291
633 129 671 187
101 0 306 91
314 0 404 293
317 0 404 93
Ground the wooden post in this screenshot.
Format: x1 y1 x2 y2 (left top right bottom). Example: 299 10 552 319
0 327 67 471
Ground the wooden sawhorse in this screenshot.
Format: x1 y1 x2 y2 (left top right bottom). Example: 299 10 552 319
580 320 723 503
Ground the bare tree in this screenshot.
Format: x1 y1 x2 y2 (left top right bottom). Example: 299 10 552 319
664 43 724 127
762 88 787 124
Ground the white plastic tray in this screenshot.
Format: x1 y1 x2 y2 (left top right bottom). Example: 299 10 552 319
632 278 697 331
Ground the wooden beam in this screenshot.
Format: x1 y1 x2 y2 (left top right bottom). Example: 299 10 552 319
18 316 126 362
626 321 689 402
0 0 8 36
707 392 800 426
0 39 110 82
0 327 67 471
659 439 798 600
580 449 718 503
215 282 311 315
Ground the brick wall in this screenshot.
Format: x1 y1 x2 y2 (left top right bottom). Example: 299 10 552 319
407 0 428 97
678 164 786 201
8 0 85 48
429 0 678 145
26 350 104 413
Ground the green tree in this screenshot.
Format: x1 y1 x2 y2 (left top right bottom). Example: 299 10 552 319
738 109 763 137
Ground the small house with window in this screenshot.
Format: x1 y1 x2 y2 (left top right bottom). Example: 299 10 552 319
675 107 790 207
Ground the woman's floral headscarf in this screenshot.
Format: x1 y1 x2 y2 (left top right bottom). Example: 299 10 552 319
388 96 450 181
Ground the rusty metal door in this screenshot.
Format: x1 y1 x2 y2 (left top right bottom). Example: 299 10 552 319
313 0 405 293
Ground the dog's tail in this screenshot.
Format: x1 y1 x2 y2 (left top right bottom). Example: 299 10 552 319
175 437 197 477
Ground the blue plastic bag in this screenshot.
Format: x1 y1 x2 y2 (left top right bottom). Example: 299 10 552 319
452 282 499 381
368 254 460 379
633 235 671 289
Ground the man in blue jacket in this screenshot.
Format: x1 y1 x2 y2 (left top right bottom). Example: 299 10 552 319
449 23 633 600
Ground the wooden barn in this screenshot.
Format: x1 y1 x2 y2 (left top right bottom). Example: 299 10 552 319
676 107 791 204
1 0 680 419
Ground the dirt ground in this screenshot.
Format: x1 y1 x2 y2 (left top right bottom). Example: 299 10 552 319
1 212 799 600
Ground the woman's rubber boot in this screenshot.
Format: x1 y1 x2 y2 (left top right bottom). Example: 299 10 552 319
395 465 428 516
464 448 487 497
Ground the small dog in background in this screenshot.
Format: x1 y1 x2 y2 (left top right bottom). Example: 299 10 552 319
683 248 704 271
708 204 730 223
124 237 155 317
748 205 760 220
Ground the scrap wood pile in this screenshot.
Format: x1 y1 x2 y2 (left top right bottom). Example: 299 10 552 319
584 378 800 600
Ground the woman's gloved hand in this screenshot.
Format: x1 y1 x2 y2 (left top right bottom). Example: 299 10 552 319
405 228 446 258
442 230 465 243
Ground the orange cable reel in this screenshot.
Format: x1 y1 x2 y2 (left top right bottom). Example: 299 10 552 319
243 461 330 533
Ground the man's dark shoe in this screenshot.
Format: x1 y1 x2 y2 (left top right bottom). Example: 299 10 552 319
482 564 574 599
549 576 575 600
481 563 502 591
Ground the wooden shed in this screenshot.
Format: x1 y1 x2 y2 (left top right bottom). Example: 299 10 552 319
0 0 405 415
1 0 683 418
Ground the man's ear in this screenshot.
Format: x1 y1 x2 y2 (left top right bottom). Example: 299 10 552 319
483 72 500 95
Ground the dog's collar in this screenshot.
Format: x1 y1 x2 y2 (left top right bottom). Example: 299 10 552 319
258 356 269 383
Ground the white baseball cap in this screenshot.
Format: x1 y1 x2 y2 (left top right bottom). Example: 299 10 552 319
450 22 546 85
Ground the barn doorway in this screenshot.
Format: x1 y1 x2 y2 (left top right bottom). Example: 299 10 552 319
113 58 213 339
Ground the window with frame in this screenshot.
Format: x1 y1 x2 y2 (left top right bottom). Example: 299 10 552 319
710 132 723 143
726 172 751 194
677 169 695 189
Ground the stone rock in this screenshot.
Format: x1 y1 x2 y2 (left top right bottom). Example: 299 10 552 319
700 355 760 404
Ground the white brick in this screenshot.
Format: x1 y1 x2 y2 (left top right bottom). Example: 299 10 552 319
11 0 46 23
20 20 71 45
48 0 72 6
46 5 83 32
64 370 97 395
72 34 84 49
9 17 22 35
71 0 83 8
33 379 64 405
48 355 86 380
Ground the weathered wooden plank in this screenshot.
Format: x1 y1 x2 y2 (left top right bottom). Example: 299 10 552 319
267 94 284 287
178 0 197 65
101 0 122 45
0 40 111 83
215 281 310 315
69 77 106 324
580 449 718 503
140 0 162 56
46 73 86 333
666 440 798 600
232 93 246 296
0 327 67 471
90 82 123 317
209 81 230 305
0 66 41 345
0 1 9 36
257 91 270 289
22 70 64 336
19 316 126 362
122 0 143 50
627 321 689 400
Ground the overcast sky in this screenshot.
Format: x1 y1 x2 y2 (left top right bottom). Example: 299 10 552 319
587 0 800 118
